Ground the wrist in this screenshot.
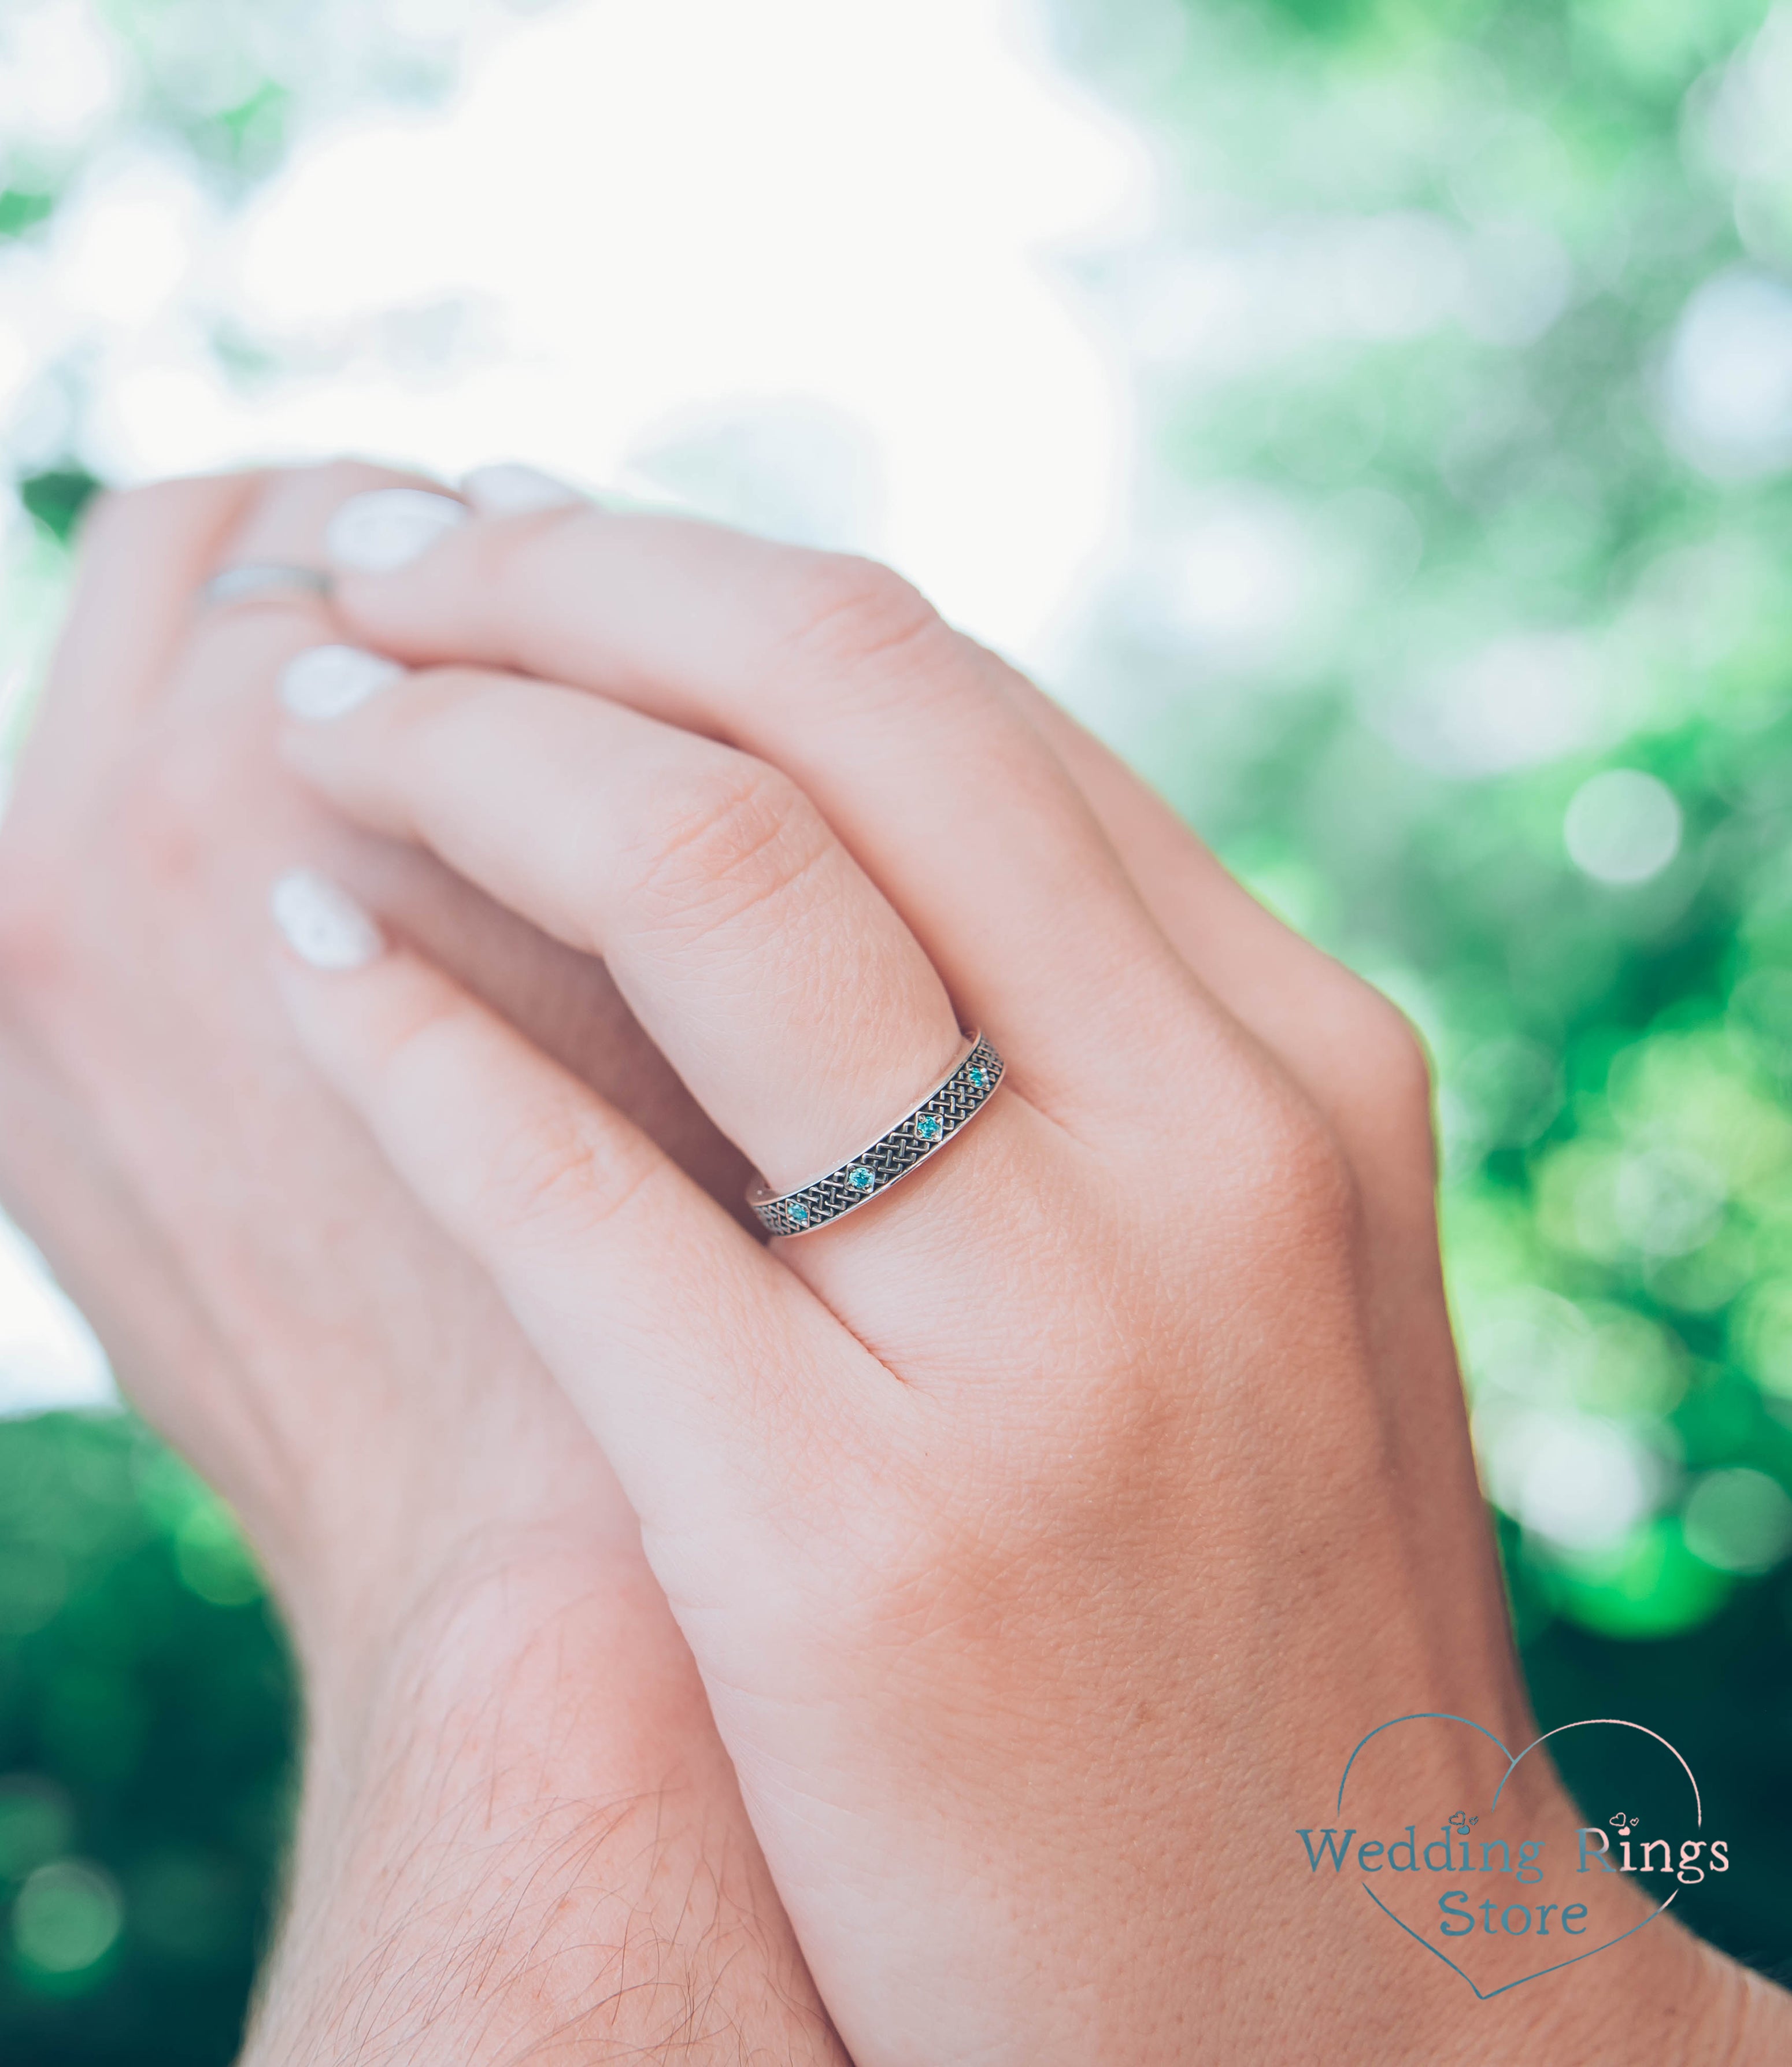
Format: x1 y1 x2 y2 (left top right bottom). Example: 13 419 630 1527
250 1535 846 2065
1540 1924 1786 2066
273 1507 614 1739
1419 1912 1786 2067
1289 1746 1788 2066
217 1339 645 1727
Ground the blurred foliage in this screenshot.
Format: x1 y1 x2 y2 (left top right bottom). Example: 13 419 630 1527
18 471 100 544
1053 0 1792 1980
0 1416 290 2064
3 0 1792 2049
0 0 525 516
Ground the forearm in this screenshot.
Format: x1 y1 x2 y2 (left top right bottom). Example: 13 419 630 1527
244 1541 846 2066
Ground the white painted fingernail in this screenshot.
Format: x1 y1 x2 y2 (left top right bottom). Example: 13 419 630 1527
271 870 385 972
325 488 467 573
461 461 586 516
280 644 405 721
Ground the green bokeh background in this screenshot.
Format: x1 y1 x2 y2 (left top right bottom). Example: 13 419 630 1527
4 0 1792 2053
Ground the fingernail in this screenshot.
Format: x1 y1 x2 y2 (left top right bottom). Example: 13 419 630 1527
461 461 586 516
280 644 405 721
325 488 467 573
271 870 385 972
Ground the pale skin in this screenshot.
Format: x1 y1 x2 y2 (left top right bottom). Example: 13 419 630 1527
0 464 844 2064
0 461 1784 2062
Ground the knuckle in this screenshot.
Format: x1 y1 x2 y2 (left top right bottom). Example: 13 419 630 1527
1328 966 1433 1092
617 753 827 941
471 1100 649 1247
771 553 943 688
1343 987 1438 1180
1239 1083 1363 1252
1361 997 1435 1117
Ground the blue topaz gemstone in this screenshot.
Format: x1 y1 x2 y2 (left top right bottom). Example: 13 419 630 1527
746 1035 1001 1237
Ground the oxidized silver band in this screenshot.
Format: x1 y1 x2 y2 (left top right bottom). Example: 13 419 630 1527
200 563 333 608
747 1029 1004 1237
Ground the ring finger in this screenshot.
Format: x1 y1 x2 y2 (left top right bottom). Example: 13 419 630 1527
171 460 438 716
275 657 1080 1308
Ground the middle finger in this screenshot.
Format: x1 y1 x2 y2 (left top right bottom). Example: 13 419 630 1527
320 499 1210 1125
273 658 1038 1222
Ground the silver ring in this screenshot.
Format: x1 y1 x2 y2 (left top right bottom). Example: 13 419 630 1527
747 1029 1004 1237
199 563 333 609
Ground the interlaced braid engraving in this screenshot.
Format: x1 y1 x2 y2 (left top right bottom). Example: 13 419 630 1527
747 1032 1004 1236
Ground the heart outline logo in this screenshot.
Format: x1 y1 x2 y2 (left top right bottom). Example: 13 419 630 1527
1335 1712 1699 2000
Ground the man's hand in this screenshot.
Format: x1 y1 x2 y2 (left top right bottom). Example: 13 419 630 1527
0 465 843 2063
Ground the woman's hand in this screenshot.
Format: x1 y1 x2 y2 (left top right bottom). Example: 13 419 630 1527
271 484 1789 2062
0 466 843 2064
